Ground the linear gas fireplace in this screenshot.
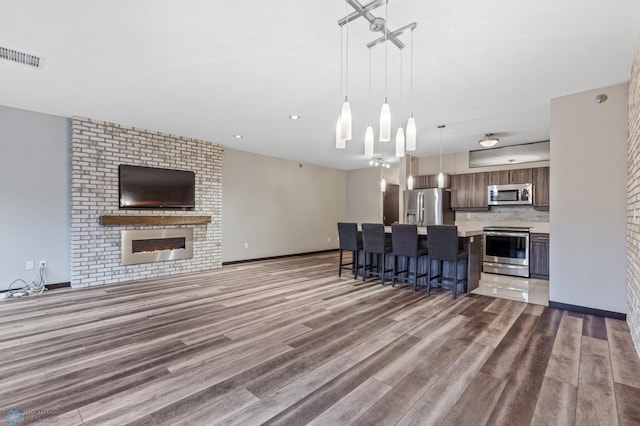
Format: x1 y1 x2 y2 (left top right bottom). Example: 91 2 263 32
121 228 193 265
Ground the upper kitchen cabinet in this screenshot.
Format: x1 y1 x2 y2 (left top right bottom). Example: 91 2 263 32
488 168 533 185
532 167 550 210
413 174 451 189
451 172 489 210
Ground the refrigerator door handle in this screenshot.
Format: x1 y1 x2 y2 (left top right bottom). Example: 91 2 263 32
418 191 424 225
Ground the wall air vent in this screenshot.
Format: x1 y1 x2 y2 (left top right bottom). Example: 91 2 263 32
0 46 41 68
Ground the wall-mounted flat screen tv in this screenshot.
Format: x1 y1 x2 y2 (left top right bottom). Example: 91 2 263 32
119 165 195 209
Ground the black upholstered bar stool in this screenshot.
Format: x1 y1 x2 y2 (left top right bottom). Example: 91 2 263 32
361 223 393 285
337 222 363 279
391 224 429 291
426 225 468 299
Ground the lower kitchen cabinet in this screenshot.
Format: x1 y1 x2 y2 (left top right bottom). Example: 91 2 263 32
530 233 549 279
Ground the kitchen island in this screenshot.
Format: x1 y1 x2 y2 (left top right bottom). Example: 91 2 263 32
358 226 483 293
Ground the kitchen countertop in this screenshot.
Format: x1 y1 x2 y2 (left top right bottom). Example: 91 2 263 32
381 226 483 237
374 222 548 238
455 221 550 234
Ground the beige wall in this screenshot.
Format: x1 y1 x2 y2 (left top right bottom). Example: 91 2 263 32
551 83 628 313
345 167 383 223
627 44 640 355
222 148 346 262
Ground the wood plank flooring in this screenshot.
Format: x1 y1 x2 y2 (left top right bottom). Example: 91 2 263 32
1 252 639 425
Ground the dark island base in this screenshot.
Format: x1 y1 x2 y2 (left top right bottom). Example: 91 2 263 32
354 235 481 294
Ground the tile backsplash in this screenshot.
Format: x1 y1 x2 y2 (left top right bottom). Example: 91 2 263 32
456 206 549 224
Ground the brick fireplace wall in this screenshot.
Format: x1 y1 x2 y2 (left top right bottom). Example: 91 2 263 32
70 117 222 287
628 42 640 355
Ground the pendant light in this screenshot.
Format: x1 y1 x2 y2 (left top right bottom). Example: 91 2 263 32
336 115 345 149
340 0 352 141
437 124 445 188
407 156 414 190
364 47 374 157
395 49 405 158
379 0 391 142
405 28 417 151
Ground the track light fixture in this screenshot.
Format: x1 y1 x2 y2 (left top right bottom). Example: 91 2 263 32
336 0 418 164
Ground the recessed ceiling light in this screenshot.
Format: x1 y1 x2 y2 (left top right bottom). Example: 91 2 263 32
233 134 243 139
289 115 301 120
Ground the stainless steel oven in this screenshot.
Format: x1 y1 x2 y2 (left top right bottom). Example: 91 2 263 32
483 226 530 277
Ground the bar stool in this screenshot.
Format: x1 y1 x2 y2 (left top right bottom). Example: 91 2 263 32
426 225 468 299
337 222 363 279
391 224 429 292
361 223 393 285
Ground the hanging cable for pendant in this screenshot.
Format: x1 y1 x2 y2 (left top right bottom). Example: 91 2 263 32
379 0 391 142
364 47 374 157
340 0 352 141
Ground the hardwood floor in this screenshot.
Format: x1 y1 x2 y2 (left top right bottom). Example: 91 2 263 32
1 252 639 425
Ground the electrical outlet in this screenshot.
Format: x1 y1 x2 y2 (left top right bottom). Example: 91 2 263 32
244 242 249 249
26 261 34 270
39 260 47 268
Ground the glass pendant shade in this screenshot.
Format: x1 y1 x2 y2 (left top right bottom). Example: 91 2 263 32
407 175 414 190
379 102 391 142
380 176 387 192
406 115 416 151
336 116 345 149
395 127 405 158
364 126 374 157
341 99 352 141
437 172 444 188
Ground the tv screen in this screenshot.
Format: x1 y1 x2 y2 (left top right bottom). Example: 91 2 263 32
119 165 195 209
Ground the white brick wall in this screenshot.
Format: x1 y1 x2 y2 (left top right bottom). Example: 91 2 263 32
628 43 640 355
70 117 222 287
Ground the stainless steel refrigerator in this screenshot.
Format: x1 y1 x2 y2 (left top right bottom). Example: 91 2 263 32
404 188 454 226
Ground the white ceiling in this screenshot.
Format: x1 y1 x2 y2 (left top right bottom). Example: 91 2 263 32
1 1 639 170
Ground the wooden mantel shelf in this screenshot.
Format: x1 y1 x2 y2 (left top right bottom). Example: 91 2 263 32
100 215 211 226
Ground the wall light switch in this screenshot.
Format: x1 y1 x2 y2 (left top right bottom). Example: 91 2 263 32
244 242 249 249
328 237 331 242
26 261 34 270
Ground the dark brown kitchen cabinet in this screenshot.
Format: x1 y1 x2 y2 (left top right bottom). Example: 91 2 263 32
450 172 489 210
488 168 532 185
509 168 533 184
530 233 549 279
412 174 450 189
488 171 510 185
533 167 550 210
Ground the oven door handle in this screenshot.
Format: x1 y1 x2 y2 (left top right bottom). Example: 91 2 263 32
484 231 529 238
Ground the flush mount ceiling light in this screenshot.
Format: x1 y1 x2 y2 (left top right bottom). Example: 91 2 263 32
233 134 243 139
479 133 499 148
288 115 301 120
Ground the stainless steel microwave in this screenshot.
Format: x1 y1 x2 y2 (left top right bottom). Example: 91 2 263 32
487 183 533 206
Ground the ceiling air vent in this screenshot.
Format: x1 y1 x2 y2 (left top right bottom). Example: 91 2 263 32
0 46 41 68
